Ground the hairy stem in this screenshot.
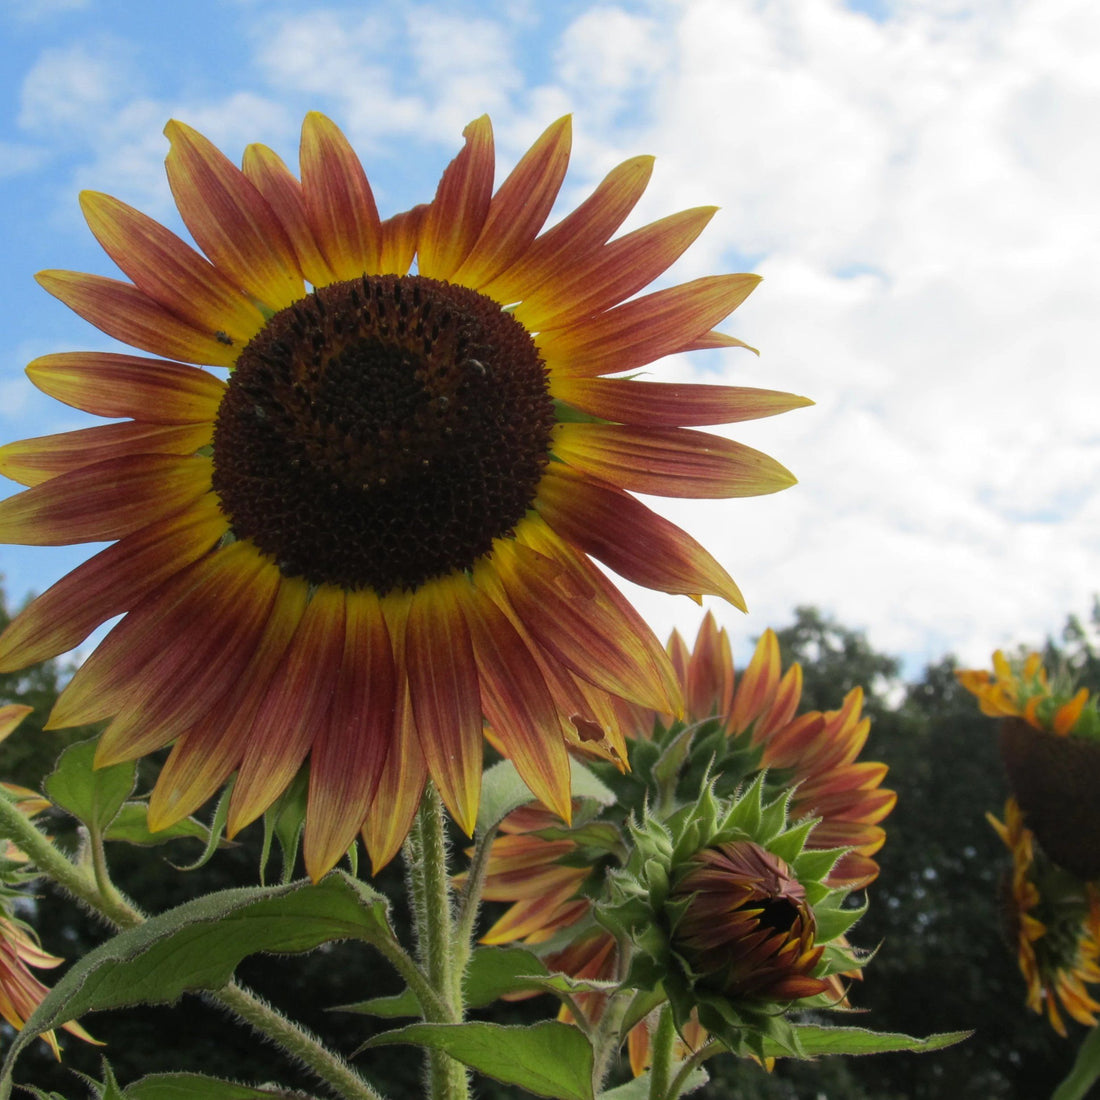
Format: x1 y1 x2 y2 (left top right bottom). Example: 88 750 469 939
648 1004 675 1100
210 981 385 1100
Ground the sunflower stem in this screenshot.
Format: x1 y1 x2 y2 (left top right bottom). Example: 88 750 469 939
209 980 385 1100
0 791 143 929
406 786 470 1100
648 1004 676 1100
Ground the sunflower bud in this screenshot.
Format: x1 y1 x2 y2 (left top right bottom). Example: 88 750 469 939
670 841 830 1001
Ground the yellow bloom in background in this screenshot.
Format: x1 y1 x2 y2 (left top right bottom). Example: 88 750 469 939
988 798 1100 1036
0 114 808 879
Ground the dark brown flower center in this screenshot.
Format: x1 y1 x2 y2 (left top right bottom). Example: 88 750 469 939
212 275 555 593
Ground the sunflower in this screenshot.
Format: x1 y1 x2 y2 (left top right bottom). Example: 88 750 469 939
0 114 808 879
989 798 1100 1036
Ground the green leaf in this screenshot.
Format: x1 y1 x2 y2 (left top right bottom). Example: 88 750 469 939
44 738 135 834
477 758 615 834
1052 1019 1100 1100
364 1020 595 1100
104 803 211 848
123 1073 306 1099
755 1024 971 1058
0 874 392 1096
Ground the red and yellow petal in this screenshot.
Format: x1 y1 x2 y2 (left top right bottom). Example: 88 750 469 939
451 115 571 289
36 271 238 368
164 120 303 310
0 454 211 546
403 575 484 835
242 142 337 287
539 274 760 378
79 191 267 344
0 493 225 672
26 353 225 423
0 421 210 487
535 463 745 608
299 112 382 281
418 115 494 281
479 154 654 306
553 423 796 499
550 376 812 427
514 207 718 332
303 590 397 880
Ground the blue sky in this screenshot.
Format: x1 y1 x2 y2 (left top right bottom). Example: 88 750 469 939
1 0 1098 674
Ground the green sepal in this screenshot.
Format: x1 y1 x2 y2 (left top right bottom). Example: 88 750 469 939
813 895 867 943
103 803 213 849
174 781 233 872
363 1020 595 1100
260 768 308 885
43 739 135 835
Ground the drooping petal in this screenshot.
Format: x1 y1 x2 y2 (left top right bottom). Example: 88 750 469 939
299 112 382 280
36 271 238 368
242 142 337 287
513 207 717 331
495 524 681 714
0 494 225 672
451 116 571 289
94 543 281 765
418 115 494 280
0 454 212 545
553 423 796 498
538 274 760 378
550 376 813 427
304 589 397 880
26 353 225 423
79 191 267 343
534 464 745 608
146 574 310 830
0 421 210 487
463 573 572 823
403 575 484 835
164 119 303 310
228 585 348 833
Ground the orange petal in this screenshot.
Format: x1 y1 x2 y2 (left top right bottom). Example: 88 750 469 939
146 574 310 830
0 421 210 487
730 629 782 735
164 119 303 310
553 423 796 498
539 274 760 378
1054 688 1090 736
463 576 572 823
304 590 397 880
0 453 212 545
753 664 804 740
0 493 225 672
418 115 494 281
95 543 281 765
0 705 33 743
228 585 348 833
79 191 266 343
479 154 654 306
403 576 484 835
534 464 745 608
452 116 571 289
299 112 382 280
242 142 337 287
686 612 737 724
550 376 813 427
514 207 717 331
36 271 237 368
378 205 426 277
26 353 225 423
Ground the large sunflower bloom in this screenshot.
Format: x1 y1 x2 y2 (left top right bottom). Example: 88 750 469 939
989 798 1100 1036
0 114 808 879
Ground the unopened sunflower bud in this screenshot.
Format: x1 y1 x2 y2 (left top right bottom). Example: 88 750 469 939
670 840 830 1002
